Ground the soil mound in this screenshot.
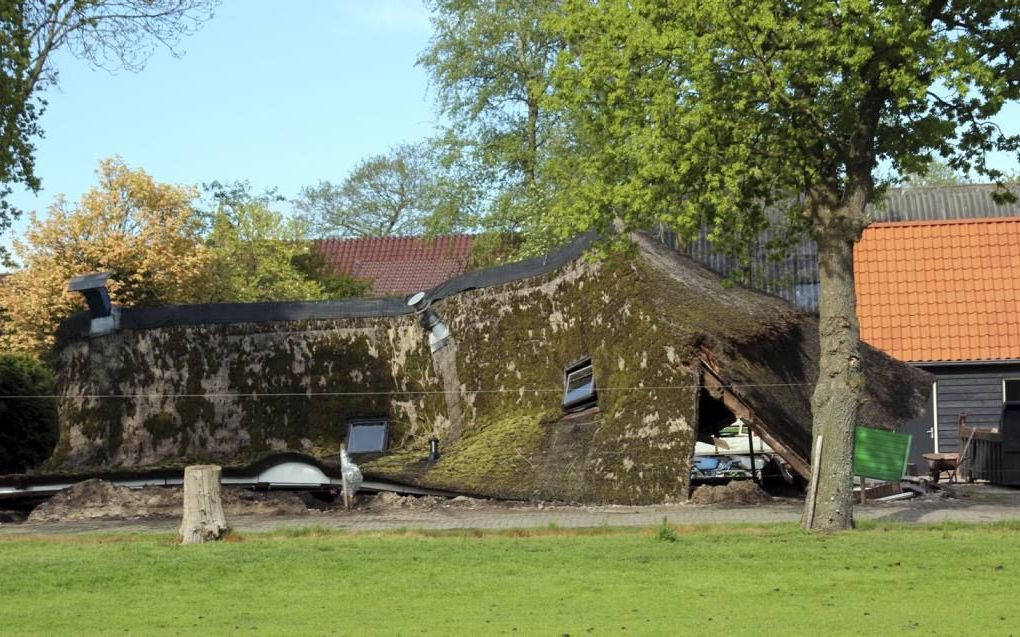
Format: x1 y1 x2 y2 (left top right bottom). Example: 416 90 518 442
689 480 772 505
220 488 308 517
28 479 307 522
359 492 442 512
356 492 490 512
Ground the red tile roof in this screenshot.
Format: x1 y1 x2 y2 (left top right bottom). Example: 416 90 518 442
313 235 474 296
855 217 1020 363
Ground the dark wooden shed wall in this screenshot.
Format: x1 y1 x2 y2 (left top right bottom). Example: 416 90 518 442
923 364 1020 453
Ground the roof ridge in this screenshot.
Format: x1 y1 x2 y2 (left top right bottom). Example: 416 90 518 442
887 183 1020 192
313 233 475 242
868 215 1020 229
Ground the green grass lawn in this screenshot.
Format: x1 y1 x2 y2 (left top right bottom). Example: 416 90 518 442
1 521 1018 636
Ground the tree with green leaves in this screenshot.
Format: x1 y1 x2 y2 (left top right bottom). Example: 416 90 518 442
418 0 567 250
289 250 371 300
552 0 1019 530
0 0 218 264
203 206 327 303
295 142 446 238
901 160 968 187
0 1 40 265
201 181 328 303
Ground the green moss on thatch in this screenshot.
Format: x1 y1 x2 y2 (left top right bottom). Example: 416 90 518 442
364 410 553 497
360 251 709 504
51 234 827 504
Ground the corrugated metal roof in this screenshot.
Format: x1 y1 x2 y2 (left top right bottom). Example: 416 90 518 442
855 217 1020 363
671 184 1020 311
872 184 1020 222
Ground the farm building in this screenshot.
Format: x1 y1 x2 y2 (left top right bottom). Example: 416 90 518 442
855 216 1020 467
49 232 928 503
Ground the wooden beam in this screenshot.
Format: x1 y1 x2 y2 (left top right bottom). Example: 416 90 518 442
699 361 811 478
803 435 824 530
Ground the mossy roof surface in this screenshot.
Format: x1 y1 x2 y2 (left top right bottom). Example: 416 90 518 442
47 231 931 497
629 234 931 464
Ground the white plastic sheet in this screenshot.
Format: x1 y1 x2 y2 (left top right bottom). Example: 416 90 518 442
339 448 363 499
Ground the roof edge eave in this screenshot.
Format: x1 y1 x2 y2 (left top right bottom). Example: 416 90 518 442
911 357 1020 368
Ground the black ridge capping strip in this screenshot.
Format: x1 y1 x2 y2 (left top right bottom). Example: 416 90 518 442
53 230 602 341
426 230 600 303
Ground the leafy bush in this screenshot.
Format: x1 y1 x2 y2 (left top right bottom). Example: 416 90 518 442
0 353 58 474
291 250 372 299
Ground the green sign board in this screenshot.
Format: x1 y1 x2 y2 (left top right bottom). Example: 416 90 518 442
854 427 912 482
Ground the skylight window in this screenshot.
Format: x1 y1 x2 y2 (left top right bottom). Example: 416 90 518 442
563 358 597 411
346 419 389 454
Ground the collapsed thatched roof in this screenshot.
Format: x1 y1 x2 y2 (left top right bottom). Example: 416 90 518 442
363 234 930 496
631 233 932 475
48 230 931 503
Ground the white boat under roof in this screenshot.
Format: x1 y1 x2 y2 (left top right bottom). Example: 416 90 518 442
694 419 774 456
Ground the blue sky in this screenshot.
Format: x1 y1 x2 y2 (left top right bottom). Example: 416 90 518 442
4 0 437 243
4 0 1020 251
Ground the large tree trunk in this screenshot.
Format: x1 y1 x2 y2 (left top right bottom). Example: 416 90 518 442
179 465 228 544
803 231 864 531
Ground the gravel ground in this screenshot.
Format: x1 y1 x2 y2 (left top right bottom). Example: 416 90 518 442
1 483 1018 537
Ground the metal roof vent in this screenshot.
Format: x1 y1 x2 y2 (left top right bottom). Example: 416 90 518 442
68 272 119 336
407 292 450 352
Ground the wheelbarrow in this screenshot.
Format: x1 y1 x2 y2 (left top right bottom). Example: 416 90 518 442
922 452 959 483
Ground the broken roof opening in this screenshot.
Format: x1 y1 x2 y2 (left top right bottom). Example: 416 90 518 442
698 360 810 480
693 382 803 493
696 390 736 445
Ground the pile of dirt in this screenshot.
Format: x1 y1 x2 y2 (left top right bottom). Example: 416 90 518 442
355 492 489 512
689 480 772 505
358 492 439 511
27 479 307 522
220 488 308 517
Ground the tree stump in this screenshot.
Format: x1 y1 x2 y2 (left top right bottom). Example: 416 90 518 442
179 465 228 544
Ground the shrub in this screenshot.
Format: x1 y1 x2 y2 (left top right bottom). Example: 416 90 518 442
0 353 58 474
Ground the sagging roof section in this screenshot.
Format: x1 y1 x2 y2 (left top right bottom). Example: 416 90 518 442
699 361 810 478
48 230 931 503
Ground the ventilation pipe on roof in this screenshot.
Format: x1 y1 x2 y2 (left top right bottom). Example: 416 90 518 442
408 291 464 442
68 272 120 336
407 292 451 352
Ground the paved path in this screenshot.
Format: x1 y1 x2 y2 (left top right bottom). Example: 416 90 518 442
2 488 1018 537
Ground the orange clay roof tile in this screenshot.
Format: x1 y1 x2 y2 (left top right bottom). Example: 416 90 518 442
855 217 1020 363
